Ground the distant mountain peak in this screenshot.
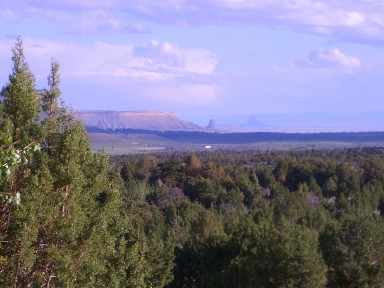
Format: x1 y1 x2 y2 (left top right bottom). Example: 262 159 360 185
246 115 265 127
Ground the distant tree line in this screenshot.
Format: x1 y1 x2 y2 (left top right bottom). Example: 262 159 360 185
87 127 384 144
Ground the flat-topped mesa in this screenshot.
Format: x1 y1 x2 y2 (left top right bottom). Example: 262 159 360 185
75 110 203 131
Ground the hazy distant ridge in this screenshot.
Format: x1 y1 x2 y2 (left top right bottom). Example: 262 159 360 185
75 110 203 131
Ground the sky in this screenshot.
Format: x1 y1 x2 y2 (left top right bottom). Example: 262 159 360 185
0 0 383 130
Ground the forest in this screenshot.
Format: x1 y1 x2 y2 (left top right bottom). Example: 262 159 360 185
92 128 384 144
2 39 384 287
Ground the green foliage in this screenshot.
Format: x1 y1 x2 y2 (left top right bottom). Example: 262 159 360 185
222 217 326 288
320 206 384 287
114 147 384 287
125 201 175 287
0 39 144 287
1 36 40 142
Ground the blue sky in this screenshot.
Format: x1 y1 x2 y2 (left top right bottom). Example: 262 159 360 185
0 1 383 130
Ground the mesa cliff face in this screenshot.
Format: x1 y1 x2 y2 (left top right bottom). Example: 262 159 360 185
75 111 203 131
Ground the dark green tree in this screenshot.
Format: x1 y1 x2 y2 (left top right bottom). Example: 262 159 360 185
320 206 384 287
233 218 326 287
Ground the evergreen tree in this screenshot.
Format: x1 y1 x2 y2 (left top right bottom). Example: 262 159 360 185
217 216 326 288
0 38 144 287
1 36 40 141
0 37 42 286
320 205 384 287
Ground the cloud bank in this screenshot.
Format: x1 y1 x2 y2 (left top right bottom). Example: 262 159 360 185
6 38 218 79
2 1 384 44
0 38 219 107
122 0 384 45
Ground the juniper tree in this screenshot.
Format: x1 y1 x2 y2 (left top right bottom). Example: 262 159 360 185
0 38 145 287
0 37 42 285
1 36 40 142
320 205 384 287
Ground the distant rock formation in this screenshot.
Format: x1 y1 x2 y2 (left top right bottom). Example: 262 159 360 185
206 119 216 130
75 110 203 131
245 115 265 128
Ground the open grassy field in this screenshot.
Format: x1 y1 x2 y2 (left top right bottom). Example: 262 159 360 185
87 132 384 155
88 132 209 154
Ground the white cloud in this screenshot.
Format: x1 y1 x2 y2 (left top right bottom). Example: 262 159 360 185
133 40 218 75
0 38 220 107
284 48 361 73
2 1 384 44
308 49 361 71
0 3 149 34
133 40 185 68
122 0 384 45
1 38 218 81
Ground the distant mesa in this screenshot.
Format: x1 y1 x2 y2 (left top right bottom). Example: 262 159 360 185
75 110 203 131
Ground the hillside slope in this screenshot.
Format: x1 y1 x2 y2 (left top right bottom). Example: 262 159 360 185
75 111 203 131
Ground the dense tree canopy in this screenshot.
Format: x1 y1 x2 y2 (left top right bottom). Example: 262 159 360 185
115 147 384 287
